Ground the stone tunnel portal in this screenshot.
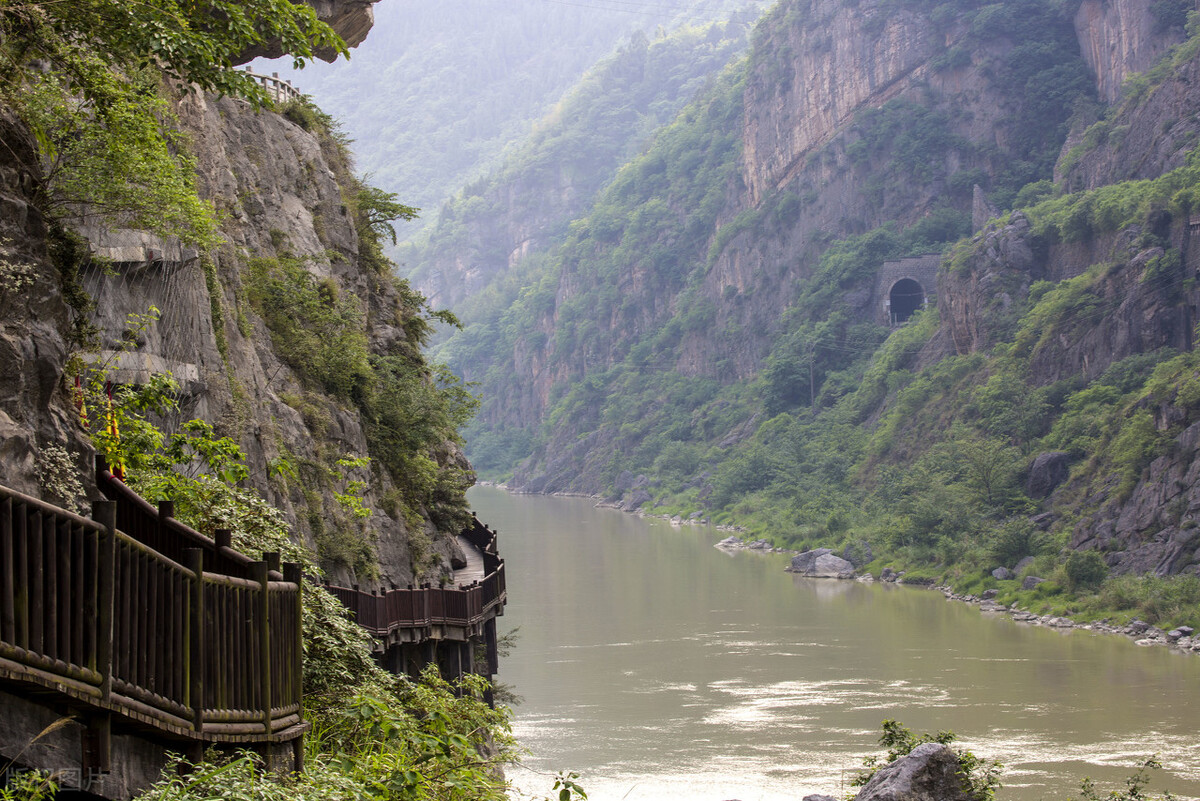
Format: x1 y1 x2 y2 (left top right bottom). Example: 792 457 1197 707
888 278 925 325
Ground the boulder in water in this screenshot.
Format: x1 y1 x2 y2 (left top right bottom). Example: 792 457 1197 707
852 743 971 801
789 548 855 578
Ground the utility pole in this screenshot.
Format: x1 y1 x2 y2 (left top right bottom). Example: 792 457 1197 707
809 341 816 414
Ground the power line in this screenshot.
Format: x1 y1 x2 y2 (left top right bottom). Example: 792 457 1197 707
535 0 743 25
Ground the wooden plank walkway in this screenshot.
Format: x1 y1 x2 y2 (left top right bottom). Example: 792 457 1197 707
454 535 486 586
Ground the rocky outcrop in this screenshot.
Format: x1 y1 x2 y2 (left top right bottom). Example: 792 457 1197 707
852 743 970 801
1073 0 1184 105
941 211 1197 382
1071 420 1200 576
237 0 383 62
742 0 940 204
1061 31 1200 191
1 85 465 587
306 0 381 51
1026 452 1071 499
939 213 1040 357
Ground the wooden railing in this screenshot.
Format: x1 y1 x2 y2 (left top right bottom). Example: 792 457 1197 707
97 457 274 582
242 66 302 104
0 483 303 745
328 517 506 637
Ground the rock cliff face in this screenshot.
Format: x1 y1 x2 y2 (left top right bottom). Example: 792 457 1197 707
741 0 940 204
1071 419 1200 576
0 108 94 506
0 87 465 587
1062 35 1200 190
1073 0 1185 105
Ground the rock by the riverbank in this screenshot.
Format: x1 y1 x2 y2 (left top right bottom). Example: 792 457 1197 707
714 535 788 553
788 549 856 578
940 586 1200 655
851 743 970 801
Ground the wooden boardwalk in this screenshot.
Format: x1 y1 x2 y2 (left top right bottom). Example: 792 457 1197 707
0 458 507 796
455 535 486 586
323 518 507 685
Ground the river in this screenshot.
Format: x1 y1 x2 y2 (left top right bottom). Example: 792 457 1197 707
466 486 1200 801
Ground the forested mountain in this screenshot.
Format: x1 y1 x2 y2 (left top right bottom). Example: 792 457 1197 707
403 18 759 309
437 0 1200 619
265 0 764 241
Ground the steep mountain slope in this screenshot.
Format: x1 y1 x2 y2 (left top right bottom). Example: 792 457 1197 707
265 0 763 242
441 0 1200 600
0 3 474 589
451 0 1103 468
404 19 759 310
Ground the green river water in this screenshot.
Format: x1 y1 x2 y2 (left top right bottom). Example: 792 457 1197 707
466 486 1200 801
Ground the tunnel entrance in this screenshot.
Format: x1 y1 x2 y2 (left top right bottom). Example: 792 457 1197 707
888 278 925 325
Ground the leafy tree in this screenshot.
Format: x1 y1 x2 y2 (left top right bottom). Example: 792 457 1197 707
356 184 420 246
0 0 345 245
986 518 1045 568
0 0 344 105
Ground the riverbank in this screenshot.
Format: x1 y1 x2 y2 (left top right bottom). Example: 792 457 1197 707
933 583 1200 655
704 533 1200 658
478 482 1200 658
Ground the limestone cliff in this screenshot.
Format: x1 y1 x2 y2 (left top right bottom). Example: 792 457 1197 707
482 0 1096 446
741 0 942 205
455 0 1200 585
1072 0 1187 105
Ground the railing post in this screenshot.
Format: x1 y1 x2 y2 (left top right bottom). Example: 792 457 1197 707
283 562 303 741
186 548 204 734
264 551 280 574
253 561 271 732
92 501 116 703
158 500 174 556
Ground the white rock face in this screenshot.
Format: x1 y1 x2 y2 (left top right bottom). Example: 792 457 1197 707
1074 0 1182 104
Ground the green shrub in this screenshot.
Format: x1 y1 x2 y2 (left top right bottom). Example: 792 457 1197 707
853 720 1001 801
1064 551 1108 592
986 519 1044 568
247 255 374 402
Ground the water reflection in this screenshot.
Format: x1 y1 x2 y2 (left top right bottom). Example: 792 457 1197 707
468 487 1200 801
